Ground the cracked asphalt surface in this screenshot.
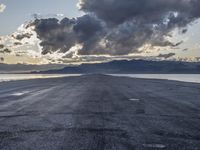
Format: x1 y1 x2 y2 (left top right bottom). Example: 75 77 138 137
0 74 200 150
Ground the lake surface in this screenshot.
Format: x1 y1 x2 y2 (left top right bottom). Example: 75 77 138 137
0 74 81 82
110 74 200 83
0 74 200 83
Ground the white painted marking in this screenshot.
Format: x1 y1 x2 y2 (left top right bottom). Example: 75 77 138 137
11 91 30 96
143 144 166 149
129 98 140 101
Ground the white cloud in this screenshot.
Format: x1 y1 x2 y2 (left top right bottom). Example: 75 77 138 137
0 4 6 13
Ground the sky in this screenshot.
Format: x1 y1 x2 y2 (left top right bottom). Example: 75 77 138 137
0 0 81 35
0 0 200 66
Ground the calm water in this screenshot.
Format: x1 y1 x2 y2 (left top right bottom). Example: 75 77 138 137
0 74 200 83
110 74 200 83
0 74 81 82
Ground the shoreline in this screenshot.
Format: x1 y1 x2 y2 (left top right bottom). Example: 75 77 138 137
0 73 200 84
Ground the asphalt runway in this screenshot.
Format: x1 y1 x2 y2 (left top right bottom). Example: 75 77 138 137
0 74 200 150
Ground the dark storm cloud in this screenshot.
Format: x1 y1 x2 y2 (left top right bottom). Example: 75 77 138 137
182 29 188 34
79 0 200 26
29 0 200 55
157 53 176 59
151 40 183 47
14 42 22 46
74 15 105 55
0 48 11 54
12 33 33 40
74 15 103 42
32 17 76 54
31 15 103 55
78 0 200 53
0 44 4 49
4 48 11 53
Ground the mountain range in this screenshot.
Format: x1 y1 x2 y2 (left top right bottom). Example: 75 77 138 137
35 60 200 74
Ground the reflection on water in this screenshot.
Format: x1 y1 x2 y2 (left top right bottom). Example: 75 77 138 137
110 74 200 83
0 74 81 82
